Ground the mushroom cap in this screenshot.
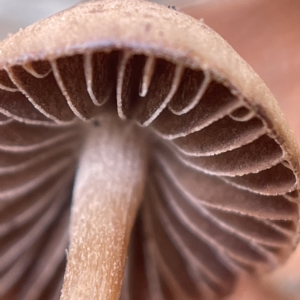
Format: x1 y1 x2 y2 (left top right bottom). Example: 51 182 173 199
0 0 299 299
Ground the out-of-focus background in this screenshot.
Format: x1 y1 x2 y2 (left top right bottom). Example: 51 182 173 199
0 0 299 299
0 0 80 40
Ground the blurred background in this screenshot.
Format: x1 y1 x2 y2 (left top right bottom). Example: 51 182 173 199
0 0 79 40
0 0 299 299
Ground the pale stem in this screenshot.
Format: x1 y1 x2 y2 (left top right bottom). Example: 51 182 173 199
60 115 148 300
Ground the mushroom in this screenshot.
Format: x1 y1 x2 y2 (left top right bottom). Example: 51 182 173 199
179 0 300 298
0 0 299 299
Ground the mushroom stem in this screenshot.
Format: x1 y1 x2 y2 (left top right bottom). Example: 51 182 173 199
60 114 148 300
